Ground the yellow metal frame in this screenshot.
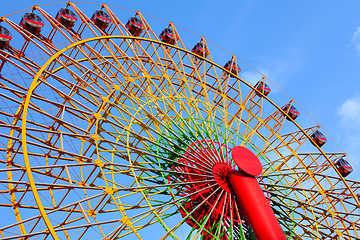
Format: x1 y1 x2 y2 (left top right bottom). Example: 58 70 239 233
0 2 357 239
17 35 358 239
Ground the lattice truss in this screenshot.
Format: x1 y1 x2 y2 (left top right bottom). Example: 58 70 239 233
0 2 358 240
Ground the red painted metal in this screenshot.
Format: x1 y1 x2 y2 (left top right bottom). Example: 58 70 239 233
178 194 209 228
212 162 233 194
170 139 241 238
232 146 262 176
59 13 78 21
24 18 45 26
0 34 12 40
229 147 286 240
171 140 286 239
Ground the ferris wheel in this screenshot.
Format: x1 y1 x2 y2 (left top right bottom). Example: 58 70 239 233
0 2 359 240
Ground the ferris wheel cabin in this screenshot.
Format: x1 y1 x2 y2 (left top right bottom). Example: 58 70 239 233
192 42 208 57
282 104 300 120
254 81 271 97
20 12 44 35
56 8 78 29
0 26 12 49
310 130 327 147
126 17 143 36
159 27 175 45
224 60 241 77
334 157 353 177
91 10 111 31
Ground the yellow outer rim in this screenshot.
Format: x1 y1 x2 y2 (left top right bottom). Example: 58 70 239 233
22 35 359 239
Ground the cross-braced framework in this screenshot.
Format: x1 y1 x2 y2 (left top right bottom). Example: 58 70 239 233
0 2 359 240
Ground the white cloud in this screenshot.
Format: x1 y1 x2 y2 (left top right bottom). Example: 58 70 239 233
240 56 302 94
241 71 264 86
350 27 360 53
335 97 360 171
337 97 360 128
240 47 304 94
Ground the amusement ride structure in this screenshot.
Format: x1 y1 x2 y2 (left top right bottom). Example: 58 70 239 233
0 2 359 239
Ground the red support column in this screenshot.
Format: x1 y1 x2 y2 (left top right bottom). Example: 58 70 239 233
229 146 286 240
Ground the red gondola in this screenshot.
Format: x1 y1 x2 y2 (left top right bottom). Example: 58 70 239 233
159 27 175 45
254 81 271 97
334 157 353 177
91 10 111 31
56 8 78 29
125 17 143 36
0 26 12 49
224 60 241 77
282 103 300 120
20 12 44 35
192 42 208 57
310 130 327 147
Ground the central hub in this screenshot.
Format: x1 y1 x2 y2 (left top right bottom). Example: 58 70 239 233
212 163 233 194
169 141 285 240
168 139 242 234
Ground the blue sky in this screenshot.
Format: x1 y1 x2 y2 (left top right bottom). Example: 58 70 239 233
2 0 360 178
0 1 359 238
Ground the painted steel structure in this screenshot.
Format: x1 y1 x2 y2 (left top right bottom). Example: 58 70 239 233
0 2 358 239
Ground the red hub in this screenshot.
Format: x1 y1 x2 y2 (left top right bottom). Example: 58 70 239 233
212 162 233 194
169 140 241 238
170 142 286 240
